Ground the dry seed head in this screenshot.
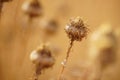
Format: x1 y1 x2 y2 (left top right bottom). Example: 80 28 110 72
65 17 88 41
40 19 58 35
30 44 55 69
22 0 42 18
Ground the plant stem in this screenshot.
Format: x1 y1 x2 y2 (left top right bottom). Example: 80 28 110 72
34 74 38 80
0 3 2 18
34 68 40 80
58 39 74 80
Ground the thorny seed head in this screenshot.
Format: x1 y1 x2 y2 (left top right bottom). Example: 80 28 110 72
40 19 58 35
65 17 88 41
30 44 55 74
22 0 42 18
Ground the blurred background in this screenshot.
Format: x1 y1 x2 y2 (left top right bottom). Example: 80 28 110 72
0 0 120 80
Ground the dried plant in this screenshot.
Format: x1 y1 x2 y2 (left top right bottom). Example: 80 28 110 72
37 18 59 46
22 0 42 19
58 17 88 80
29 18 58 79
30 44 55 80
65 17 88 41
88 24 118 80
40 18 59 36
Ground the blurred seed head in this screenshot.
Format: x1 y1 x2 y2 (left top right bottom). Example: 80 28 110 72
22 0 42 18
89 23 118 69
65 17 88 41
90 24 117 50
30 44 55 74
40 18 58 35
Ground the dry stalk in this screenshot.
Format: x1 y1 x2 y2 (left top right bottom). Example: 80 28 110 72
58 39 74 80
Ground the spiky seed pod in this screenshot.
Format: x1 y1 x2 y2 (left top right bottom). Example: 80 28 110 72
40 19 58 35
22 0 42 18
30 44 55 75
65 17 88 41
